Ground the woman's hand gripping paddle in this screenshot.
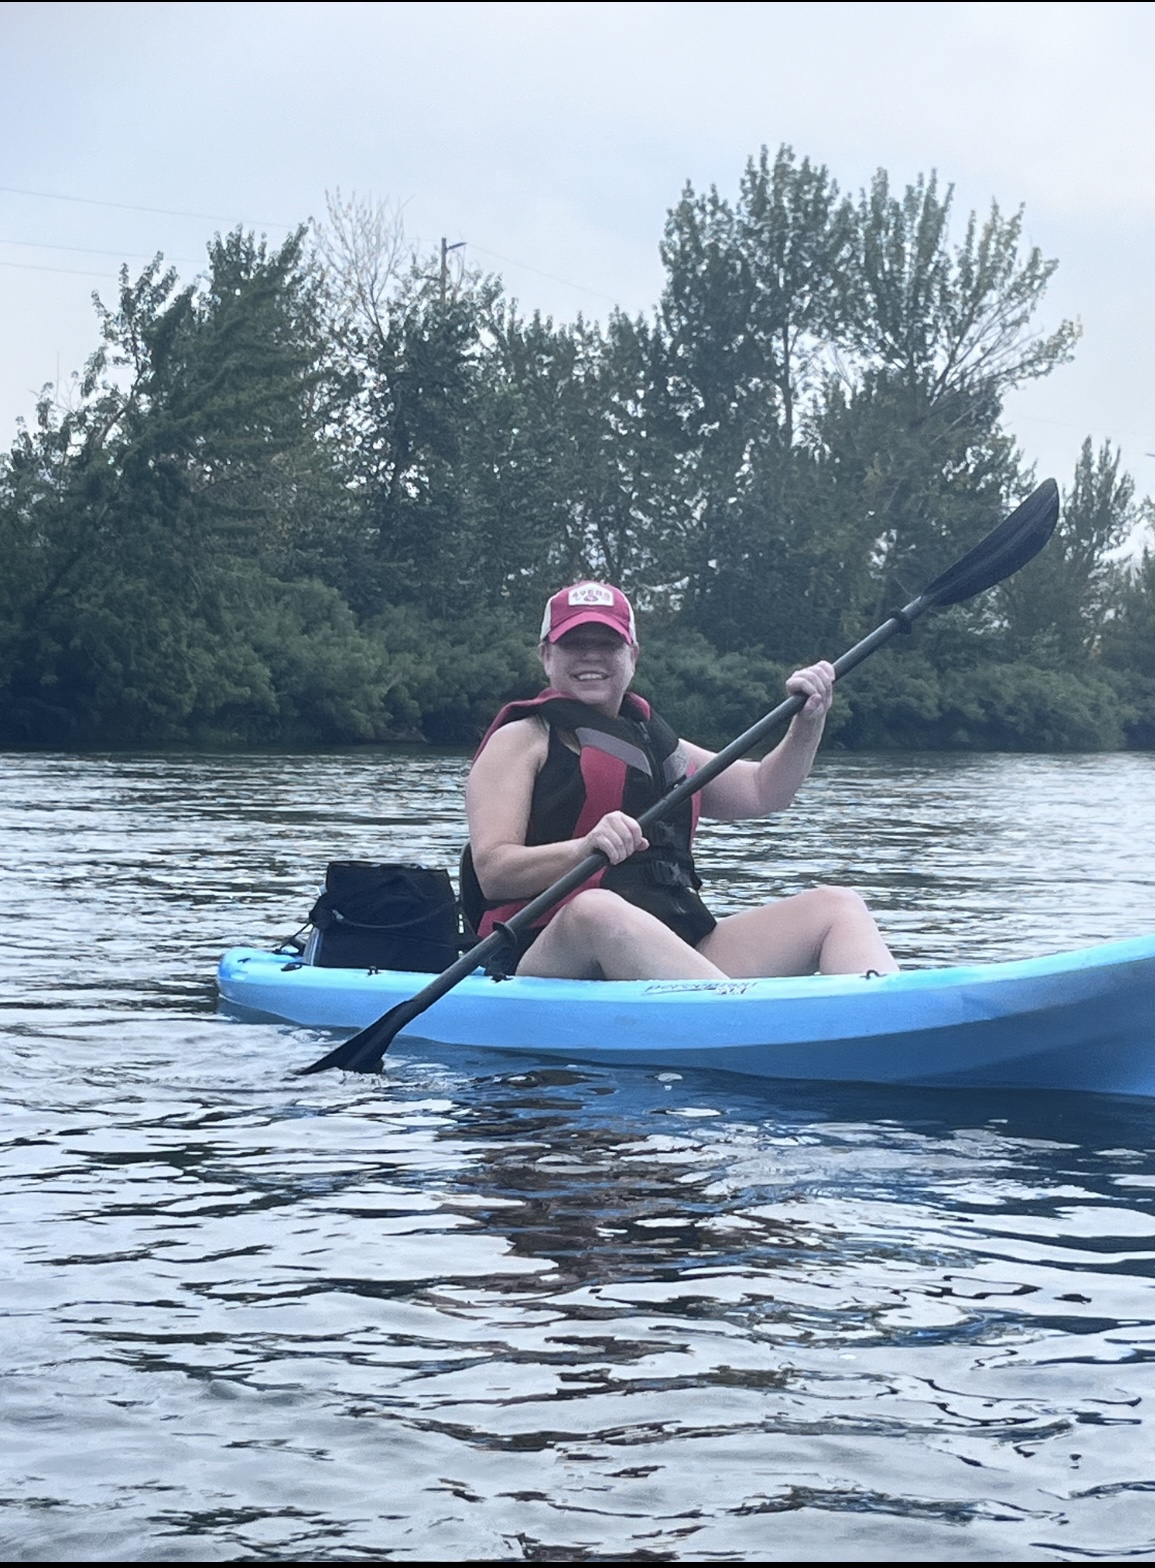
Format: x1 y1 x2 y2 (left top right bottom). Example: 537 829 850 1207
298 478 1059 1076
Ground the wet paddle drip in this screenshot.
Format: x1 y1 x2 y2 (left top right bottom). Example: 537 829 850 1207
2 750 1155 1560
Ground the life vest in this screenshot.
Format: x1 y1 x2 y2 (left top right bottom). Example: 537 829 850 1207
462 689 716 949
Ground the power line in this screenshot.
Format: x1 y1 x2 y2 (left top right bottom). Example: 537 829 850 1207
0 188 632 322
0 232 623 306
0 182 293 230
466 241 622 307
0 185 623 310
1 236 204 266
0 256 120 280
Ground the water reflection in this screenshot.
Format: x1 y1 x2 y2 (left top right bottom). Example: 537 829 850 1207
2 751 1155 1559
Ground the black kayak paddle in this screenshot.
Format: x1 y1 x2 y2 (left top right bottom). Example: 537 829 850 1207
298 478 1059 1076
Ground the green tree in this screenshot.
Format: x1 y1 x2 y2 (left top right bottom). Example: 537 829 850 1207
0 228 383 745
314 196 562 620
819 171 1079 609
314 194 683 624
1103 540 1155 676
999 438 1138 665
0 154 1137 755
1100 501 1155 746
657 146 855 654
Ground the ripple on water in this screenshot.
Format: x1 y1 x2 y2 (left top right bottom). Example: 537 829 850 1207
2 751 1155 1560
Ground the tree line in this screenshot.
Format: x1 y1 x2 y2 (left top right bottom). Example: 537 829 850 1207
1 147 1151 753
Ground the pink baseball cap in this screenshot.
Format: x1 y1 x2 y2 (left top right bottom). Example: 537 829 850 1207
540 581 637 644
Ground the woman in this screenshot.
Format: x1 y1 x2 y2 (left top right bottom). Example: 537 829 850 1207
464 581 897 981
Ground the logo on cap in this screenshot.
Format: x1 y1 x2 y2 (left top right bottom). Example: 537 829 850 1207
567 584 615 608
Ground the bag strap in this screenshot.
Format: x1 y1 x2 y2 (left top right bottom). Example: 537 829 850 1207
308 892 454 935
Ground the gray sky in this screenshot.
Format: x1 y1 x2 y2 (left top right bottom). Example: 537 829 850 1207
2 0 1153 512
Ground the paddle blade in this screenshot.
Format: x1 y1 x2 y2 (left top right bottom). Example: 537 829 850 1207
294 1002 410 1076
921 479 1059 609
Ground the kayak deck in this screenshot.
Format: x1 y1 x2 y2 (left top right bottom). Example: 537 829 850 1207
217 933 1155 1096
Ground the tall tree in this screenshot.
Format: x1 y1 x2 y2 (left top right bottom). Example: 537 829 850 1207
658 146 854 654
1000 438 1139 665
0 229 378 744
823 171 1080 607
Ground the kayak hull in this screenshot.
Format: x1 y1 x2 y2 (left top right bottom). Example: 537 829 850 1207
217 933 1155 1096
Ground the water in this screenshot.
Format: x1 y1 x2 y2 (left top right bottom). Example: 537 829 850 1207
3 749 1155 1561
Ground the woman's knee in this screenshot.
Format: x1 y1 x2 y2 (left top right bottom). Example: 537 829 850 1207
812 885 879 931
557 888 638 941
814 883 869 913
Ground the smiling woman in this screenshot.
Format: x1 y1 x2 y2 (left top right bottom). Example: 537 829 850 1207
462 580 898 982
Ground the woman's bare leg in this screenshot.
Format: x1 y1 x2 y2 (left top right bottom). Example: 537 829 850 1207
697 886 897 978
515 889 726 981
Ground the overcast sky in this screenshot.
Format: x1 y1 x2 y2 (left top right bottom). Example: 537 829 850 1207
2 0 1153 511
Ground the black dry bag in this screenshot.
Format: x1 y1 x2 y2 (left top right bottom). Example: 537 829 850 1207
306 862 459 972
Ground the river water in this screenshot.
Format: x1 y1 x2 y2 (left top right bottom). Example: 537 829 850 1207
3 749 1155 1562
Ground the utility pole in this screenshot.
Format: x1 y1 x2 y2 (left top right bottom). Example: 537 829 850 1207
440 238 465 303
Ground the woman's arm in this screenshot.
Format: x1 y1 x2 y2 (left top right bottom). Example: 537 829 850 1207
466 718 647 900
689 661 835 822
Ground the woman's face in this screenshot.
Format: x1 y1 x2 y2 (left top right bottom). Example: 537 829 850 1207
540 624 639 716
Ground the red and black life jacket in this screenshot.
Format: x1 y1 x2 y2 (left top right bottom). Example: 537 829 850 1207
461 689 716 949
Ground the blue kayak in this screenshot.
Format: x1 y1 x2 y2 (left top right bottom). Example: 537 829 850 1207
217 932 1155 1096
